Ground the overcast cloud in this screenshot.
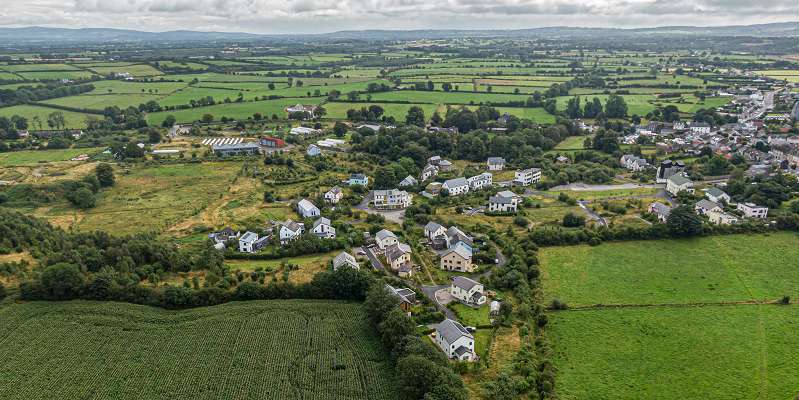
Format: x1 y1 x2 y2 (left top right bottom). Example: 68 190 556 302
2 0 799 34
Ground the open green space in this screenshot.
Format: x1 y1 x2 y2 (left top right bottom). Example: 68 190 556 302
145 97 325 125
16 70 94 80
368 90 534 105
42 93 162 110
324 102 440 121
86 80 189 95
0 148 104 166
0 105 93 129
0 300 398 400
540 233 799 307
548 305 799 400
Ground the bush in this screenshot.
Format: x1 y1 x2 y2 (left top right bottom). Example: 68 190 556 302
588 237 601 246
550 299 568 310
782 295 791 305
513 216 528 227
562 212 586 227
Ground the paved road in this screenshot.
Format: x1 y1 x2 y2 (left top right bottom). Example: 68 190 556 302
578 202 607 226
466 206 485 216
360 246 384 271
421 284 457 320
792 98 799 121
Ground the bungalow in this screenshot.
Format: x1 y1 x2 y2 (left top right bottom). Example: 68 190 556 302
487 157 506 171
213 142 260 156
438 159 454 172
375 229 398 250
398 175 418 187
332 251 359 270
385 242 412 270
373 189 413 210
666 174 695 196
442 177 469 196
737 202 769 218
496 190 520 199
467 173 493 191
514 168 541 186
306 144 323 156
648 202 671 223
324 185 343 203
707 210 740 225
312 217 336 239
398 264 413 278
420 164 439 181
556 156 571 164
279 219 305 244
435 319 475 362
387 284 416 316
705 187 731 204
297 199 320 218
424 182 442 197
349 173 369 186
238 231 259 253
440 244 473 272
209 226 238 244
423 221 447 240
452 276 486 306
488 196 517 213
695 199 722 216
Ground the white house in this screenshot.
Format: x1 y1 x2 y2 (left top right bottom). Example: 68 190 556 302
467 173 493 191
647 202 671 223
695 199 722 216
442 177 469 196
373 189 413 210
312 217 336 239
398 175 418 187
297 199 320 218
705 187 731 204
514 168 541 186
279 219 304 244
325 185 343 203
691 122 711 134
487 157 506 171
707 210 740 225
737 202 769 218
332 251 359 270
420 164 438 181
488 196 517 212
666 174 695 196
375 229 398 250
238 231 258 253
306 144 323 156
435 319 475 362
423 221 446 240
451 276 486 306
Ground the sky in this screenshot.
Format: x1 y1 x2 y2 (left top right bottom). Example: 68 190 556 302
2 0 799 35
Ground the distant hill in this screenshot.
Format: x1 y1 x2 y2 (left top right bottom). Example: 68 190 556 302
3 22 799 44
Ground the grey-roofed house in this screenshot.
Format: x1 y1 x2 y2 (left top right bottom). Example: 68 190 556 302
332 251 359 270
647 202 671 223
398 175 418 187
451 276 486 306
297 199 320 218
238 231 258 253
385 242 412 270
213 142 260 156
279 219 304 244
442 177 469 196
695 199 722 216
487 157 506 171
397 264 413 278
423 221 446 239
440 244 473 272
386 284 415 315
705 187 731 204
435 319 475 361
488 196 517 213
438 159 454 172
375 229 398 250
312 217 336 239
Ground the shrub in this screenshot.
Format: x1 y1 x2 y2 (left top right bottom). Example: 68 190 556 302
562 212 586 227
550 299 568 310
782 295 791 305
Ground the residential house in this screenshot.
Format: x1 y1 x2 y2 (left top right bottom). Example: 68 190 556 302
624 156 649 172
442 177 469 196
332 251 359 270
656 159 686 183
312 217 336 239
695 199 722 216
514 168 541 186
432 226 474 253
497 112 511 125
488 196 517 212
375 229 398 250
279 219 305 244
440 244 473 272
428 156 442 165
737 202 769 218
213 142 260 156
297 199 320 218
556 156 571 164
435 319 475 362
324 185 343 203
705 187 731 204
209 226 238 244
385 242 412 270
349 173 369 186
467 173 493 191
398 264 413 278
707 210 740 225
386 284 415 315
423 221 447 240
306 144 323 156
238 231 259 253
487 157 506 171
648 202 671 223
451 276 487 306
666 174 695 196
692 122 711 134
398 175 418 187
373 189 413 210
424 182 442 197
438 160 454 172
420 164 439 181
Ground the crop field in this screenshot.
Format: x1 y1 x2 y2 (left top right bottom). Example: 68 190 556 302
539 232 799 307
548 305 799 400
145 97 326 125
42 93 162 110
0 300 398 400
0 105 93 129
0 148 104 166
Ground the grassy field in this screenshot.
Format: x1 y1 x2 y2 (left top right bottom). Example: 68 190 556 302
42 93 162 110
16 71 94 80
86 80 189 95
0 105 93 129
88 64 163 76
323 102 440 121
554 136 587 150
539 233 799 307
548 305 799 400
145 97 325 125
0 148 104 166
548 188 659 201
0 300 398 400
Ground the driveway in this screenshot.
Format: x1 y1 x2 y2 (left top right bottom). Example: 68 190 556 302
421 284 456 320
466 206 485 216
360 246 384 271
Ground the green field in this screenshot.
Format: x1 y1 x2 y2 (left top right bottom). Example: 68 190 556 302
368 90 533 105
16 70 95 80
43 93 162 110
0 148 104 166
145 97 325 125
0 105 94 129
88 64 163 76
323 102 440 121
549 305 799 400
540 233 799 306
86 80 189 95
554 136 588 150
0 300 398 400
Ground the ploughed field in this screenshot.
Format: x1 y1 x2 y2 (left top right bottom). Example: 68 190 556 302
0 300 398 400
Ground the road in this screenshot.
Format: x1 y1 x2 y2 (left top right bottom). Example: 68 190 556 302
792 98 799 121
466 206 485 216
352 191 406 224
360 246 384 271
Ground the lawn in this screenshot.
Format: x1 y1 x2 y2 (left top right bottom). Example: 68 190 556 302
0 148 105 166
0 300 398 400
0 104 94 129
548 305 799 400
539 232 799 307
555 136 588 150
452 303 492 326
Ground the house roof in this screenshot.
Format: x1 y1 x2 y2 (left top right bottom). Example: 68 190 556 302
706 187 727 198
429 156 441 162
424 221 443 233
239 231 257 242
219 226 237 237
327 185 342 195
668 174 692 186
386 242 412 262
297 199 318 213
453 276 481 292
516 168 541 174
453 346 470 357
436 319 474 344
282 219 302 233
443 177 468 188
375 229 397 242
696 199 721 211
649 202 671 216
398 264 412 273
489 196 514 205
333 252 358 270
313 217 331 229
487 157 506 165
399 175 418 186
253 236 270 245
439 160 453 166
442 243 472 261
496 190 517 198
350 173 366 180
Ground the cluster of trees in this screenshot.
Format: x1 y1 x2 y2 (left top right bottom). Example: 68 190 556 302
0 83 95 108
346 105 385 122
363 285 468 400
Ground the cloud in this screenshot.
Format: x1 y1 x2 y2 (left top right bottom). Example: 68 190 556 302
0 0 797 34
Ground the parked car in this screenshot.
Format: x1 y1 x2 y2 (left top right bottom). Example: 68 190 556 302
357 251 366 255
464 206 472 210
465 326 476 333
367 243 376 248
